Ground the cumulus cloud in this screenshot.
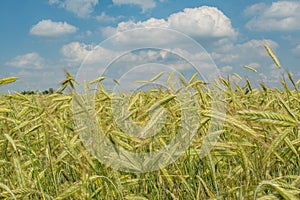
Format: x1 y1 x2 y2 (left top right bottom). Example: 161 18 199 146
6 52 46 69
101 19 173 48
60 38 284 88
169 6 236 38
61 42 94 63
209 39 284 86
49 0 98 18
30 19 77 37
60 42 122 67
103 6 237 40
245 1 300 31
244 3 267 16
212 39 278 66
112 0 156 12
61 42 177 66
61 37 280 88
60 40 219 88
103 18 168 34
4 51 64 91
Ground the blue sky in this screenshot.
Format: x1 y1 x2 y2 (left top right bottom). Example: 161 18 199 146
1 0 300 92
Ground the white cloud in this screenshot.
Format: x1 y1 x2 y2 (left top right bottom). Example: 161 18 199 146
292 45 300 57
59 38 285 88
8 69 64 92
209 39 283 86
60 42 121 66
30 19 77 37
269 64 285 82
221 65 233 73
60 41 219 87
61 42 174 66
61 39 282 88
112 0 156 12
6 53 46 69
61 42 95 63
102 23 181 49
113 18 168 31
75 30 93 39
245 1 300 31
101 6 237 50
244 3 267 16
4 52 64 91
103 6 236 40
169 6 236 38
212 39 278 65
96 12 118 22
49 0 98 18
281 35 300 44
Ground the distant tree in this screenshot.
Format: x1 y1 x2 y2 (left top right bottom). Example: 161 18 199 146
42 88 55 95
49 88 54 94
42 90 49 95
21 90 35 95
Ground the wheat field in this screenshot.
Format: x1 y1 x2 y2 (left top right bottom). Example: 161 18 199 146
0 50 299 199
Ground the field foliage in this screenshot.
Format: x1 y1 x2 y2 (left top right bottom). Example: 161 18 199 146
0 50 299 199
